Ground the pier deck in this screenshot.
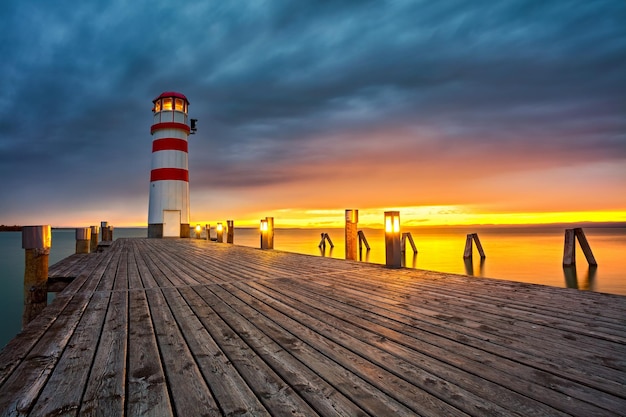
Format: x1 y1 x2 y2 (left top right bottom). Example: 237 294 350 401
0 238 624 416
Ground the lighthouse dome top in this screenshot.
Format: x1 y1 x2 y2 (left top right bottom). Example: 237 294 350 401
154 91 189 104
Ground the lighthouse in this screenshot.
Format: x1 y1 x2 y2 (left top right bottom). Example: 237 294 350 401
148 91 194 238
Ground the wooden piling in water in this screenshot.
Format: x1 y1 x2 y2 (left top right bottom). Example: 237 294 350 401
21 225 51 327
318 233 334 250
563 228 597 266
463 233 486 259
345 209 358 260
75 227 91 254
401 232 418 255
227 220 234 244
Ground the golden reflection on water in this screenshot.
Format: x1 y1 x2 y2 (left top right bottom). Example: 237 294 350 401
229 226 626 295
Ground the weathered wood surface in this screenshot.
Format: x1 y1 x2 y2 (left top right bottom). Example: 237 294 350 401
1 238 625 416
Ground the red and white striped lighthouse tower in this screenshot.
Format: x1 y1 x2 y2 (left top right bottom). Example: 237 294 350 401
148 91 193 238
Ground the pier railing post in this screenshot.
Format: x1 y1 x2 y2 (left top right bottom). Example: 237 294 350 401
75 227 91 254
345 209 358 260
195 225 201 239
90 225 99 253
227 220 234 244
22 225 51 327
205 224 210 240
216 223 224 243
384 211 401 268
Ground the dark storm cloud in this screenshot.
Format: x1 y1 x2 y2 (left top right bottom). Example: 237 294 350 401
0 0 624 222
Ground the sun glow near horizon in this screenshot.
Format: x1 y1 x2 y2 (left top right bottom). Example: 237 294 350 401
190 206 626 229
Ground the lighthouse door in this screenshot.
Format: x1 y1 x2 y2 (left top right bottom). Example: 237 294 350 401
163 210 181 237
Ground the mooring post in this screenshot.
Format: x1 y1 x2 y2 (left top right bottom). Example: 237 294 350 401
75 227 91 254
216 223 224 243
345 209 358 260
319 233 326 250
227 220 234 244
90 225 99 253
260 219 268 249
384 211 401 268
205 224 210 240
22 225 51 327
101 221 108 241
194 225 201 239
472 233 486 258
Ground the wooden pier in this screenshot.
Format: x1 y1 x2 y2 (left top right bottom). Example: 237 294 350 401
0 238 625 416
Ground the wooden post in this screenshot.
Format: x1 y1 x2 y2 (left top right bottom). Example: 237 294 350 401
205 224 210 240
345 209 358 260
227 220 234 244
384 211 401 268
101 221 108 241
90 225 99 252
216 223 224 243
463 234 473 259
562 229 576 266
75 227 91 254
563 228 597 266
401 232 418 255
319 233 326 250
574 228 597 266
22 225 51 327
463 233 485 259
194 225 201 239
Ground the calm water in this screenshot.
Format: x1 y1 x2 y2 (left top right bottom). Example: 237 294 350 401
1 226 625 347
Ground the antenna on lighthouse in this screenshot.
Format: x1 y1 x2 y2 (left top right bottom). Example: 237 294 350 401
190 118 198 134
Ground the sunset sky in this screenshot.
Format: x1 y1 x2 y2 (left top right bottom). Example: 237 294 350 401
0 1 624 228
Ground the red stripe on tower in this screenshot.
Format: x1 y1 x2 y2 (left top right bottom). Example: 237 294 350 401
150 168 189 182
152 138 188 153
151 122 191 135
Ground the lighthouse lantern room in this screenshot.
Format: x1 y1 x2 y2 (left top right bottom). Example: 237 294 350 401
148 91 192 238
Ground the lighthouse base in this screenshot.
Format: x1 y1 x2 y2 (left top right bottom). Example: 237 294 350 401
148 223 190 238
148 224 163 238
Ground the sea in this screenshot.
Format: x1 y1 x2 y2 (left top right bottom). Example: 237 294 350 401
1 225 625 348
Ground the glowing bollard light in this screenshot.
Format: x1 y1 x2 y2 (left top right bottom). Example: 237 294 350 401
384 211 401 268
195 225 202 239
260 217 274 249
227 220 234 244
75 227 92 254
216 223 224 243
260 219 268 249
345 209 358 261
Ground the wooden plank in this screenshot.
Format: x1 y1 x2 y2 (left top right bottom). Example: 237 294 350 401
263 276 625 415
185 285 322 416
80 251 129 416
208 283 469 417
126 249 173 416
165 287 271 417
234 280 571 417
